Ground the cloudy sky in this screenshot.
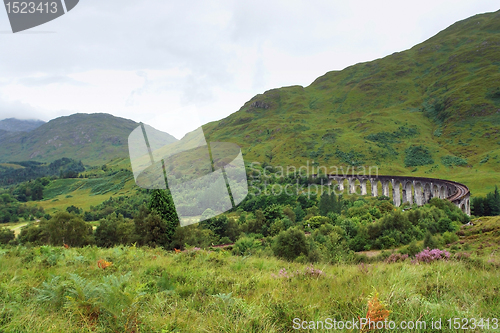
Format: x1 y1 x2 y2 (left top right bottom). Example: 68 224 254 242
0 0 498 138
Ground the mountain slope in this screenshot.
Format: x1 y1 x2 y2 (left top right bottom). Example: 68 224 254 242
0 113 177 165
0 118 45 132
203 9 500 195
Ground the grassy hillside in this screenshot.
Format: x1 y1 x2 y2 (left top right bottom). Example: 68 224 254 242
203 9 500 196
35 158 138 213
454 215 500 254
0 129 17 142
0 114 175 166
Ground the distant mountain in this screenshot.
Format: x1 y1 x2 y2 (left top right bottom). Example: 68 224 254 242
0 118 45 132
202 9 500 195
0 113 177 165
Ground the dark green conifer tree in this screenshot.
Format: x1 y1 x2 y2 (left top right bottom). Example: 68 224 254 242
147 189 179 247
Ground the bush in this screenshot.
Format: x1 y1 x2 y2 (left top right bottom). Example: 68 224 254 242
442 231 459 245
404 145 434 167
0 227 15 245
134 208 171 248
171 224 217 250
304 216 330 229
94 213 135 247
399 240 422 256
18 223 48 245
232 236 261 256
424 230 439 248
218 236 232 245
46 212 94 247
441 155 467 167
437 217 454 233
272 227 308 261
66 205 82 215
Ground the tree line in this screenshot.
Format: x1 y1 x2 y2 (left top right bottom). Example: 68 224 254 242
0 186 471 267
0 158 84 186
471 185 500 216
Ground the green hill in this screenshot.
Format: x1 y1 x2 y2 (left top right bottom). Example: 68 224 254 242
203 9 500 196
0 118 45 132
0 113 176 166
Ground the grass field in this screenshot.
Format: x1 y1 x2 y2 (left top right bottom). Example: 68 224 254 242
1 216 500 332
6 222 29 236
36 170 136 213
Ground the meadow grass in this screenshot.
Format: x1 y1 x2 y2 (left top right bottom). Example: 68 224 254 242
1 244 499 332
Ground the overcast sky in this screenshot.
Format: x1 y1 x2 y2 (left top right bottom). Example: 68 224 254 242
0 0 498 139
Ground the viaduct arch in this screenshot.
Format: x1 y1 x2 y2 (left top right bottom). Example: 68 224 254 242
311 174 470 215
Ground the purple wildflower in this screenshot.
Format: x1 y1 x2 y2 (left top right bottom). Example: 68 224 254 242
413 248 450 263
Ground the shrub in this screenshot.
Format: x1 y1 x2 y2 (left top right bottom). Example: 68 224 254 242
438 217 454 233
442 231 459 245
441 155 467 167
95 213 135 247
66 205 82 215
218 236 232 245
304 216 330 229
272 227 308 261
232 237 261 256
401 240 422 256
134 209 170 248
423 231 438 249
263 204 284 221
18 223 49 245
282 206 296 223
46 212 93 247
404 145 434 167
0 227 15 245
170 224 216 250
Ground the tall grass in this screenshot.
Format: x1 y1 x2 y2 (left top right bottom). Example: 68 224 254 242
1 245 499 332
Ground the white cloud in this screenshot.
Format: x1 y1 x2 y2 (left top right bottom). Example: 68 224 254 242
17 75 89 87
0 95 45 120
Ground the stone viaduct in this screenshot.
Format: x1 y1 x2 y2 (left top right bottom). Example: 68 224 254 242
312 174 471 215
